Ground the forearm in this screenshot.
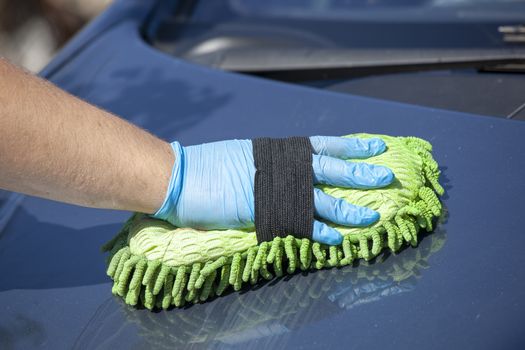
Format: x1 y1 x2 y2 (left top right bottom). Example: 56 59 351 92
0 58 173 214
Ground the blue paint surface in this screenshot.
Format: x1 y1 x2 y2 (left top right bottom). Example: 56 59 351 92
1 0 525 348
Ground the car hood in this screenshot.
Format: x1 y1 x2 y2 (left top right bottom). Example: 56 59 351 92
1 0 525 349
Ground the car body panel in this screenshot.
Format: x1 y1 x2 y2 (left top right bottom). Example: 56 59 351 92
1 0 525 349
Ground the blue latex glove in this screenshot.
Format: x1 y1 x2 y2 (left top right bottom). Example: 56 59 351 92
153 136 394 245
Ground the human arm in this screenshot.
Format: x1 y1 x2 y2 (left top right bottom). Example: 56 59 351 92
0 58 173 214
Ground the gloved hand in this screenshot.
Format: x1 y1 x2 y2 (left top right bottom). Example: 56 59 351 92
153 136 394 245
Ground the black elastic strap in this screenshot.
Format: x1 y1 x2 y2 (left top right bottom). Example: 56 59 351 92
252 137 314 243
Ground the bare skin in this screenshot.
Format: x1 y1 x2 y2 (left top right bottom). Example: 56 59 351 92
0 58 173 214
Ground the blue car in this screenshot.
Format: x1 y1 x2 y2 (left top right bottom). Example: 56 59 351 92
1 0 525 348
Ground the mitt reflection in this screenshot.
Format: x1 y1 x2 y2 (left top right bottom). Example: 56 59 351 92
120 227 446 348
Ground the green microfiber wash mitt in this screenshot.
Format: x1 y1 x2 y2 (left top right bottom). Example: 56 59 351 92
102 133 444 310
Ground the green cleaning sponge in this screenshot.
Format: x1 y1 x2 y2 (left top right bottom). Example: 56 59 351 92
102 134 444 310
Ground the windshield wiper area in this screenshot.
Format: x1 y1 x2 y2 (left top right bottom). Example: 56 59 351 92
184 47 525 81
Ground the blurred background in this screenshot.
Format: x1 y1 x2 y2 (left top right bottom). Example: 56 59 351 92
0 0 112 72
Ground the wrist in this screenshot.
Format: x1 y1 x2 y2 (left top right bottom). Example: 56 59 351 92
152 141 184 221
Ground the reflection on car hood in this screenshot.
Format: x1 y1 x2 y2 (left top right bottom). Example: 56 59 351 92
74 224 446 348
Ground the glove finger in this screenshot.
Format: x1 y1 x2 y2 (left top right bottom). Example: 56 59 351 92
312 154 394 188
312 220 343 246
314 188 380 226
310 136 386 159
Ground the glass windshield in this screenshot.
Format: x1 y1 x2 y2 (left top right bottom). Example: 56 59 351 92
149 0 525 70
227 0 525 21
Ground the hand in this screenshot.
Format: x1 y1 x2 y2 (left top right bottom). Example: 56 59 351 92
153 136 394 245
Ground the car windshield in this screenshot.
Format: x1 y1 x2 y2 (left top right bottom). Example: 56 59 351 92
153 0 525 56
224 0 525 21
147 0 525 79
